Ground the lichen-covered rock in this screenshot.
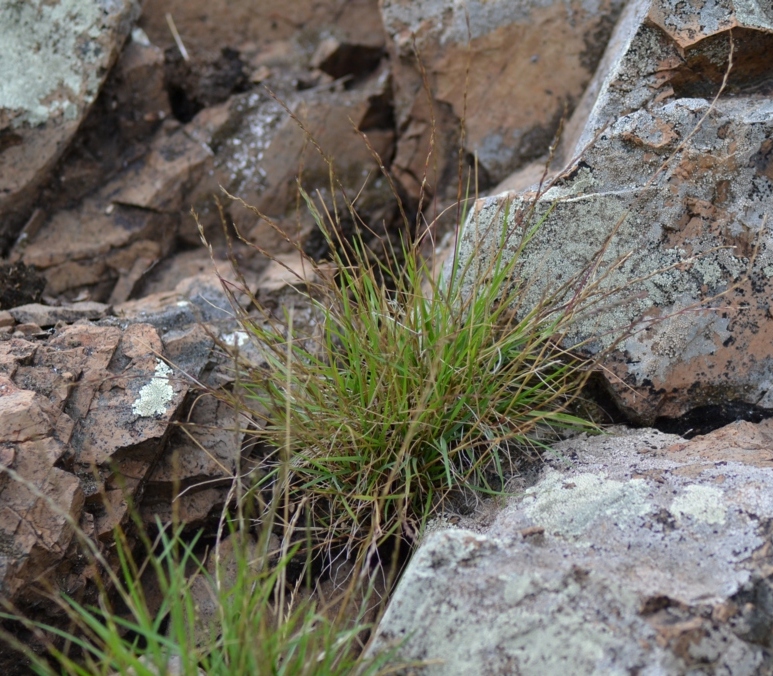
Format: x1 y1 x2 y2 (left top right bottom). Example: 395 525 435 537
380 0 625 202
457 0 773 423
0 0 141 252
0 319 212 607
369 423 773 674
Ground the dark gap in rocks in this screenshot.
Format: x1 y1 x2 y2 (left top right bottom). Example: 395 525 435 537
653 400 773 439
359 88 395 133
165 47 249 124
167 83 202 124
316 45 385 82
0 263 46 310
670 28 773 99
575 372 631 426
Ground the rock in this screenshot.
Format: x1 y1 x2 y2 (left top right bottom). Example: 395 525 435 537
186 533 271 645
457 0 773 424
108 29 171 143
8 301 110 327
19 200 173 301
189 68 397 253
164 47 248 123
141 390 241 529
380 0 625 202
145 395 241 489
0 319 212 608
310 37 385 81
32 29 172 219
11 324 47 339
101 120 213 214
114 265 250 333
370 423 773 674
0 0 141 253
19 118 214 301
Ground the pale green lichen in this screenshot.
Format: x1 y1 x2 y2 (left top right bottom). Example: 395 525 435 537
132 360 174 417
671 485 727 525
0 0 133 128
524 471 651 538
693 258 724 289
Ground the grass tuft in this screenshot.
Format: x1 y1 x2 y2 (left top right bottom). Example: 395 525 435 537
226 186 598 558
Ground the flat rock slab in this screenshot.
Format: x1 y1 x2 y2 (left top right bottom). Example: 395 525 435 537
9 301 110 327
369 424 773 674
0 0 140 251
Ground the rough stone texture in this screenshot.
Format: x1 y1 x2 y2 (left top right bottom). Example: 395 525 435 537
370 423 773 674
0 0 141 252
8 302 111 327
186 67 397 250
380 0 625 202
0 262 46 310
137 0 384 60
18 118 212 301
457 0 773 424
0 319 212 607
141 393 243 527
185 533 274 646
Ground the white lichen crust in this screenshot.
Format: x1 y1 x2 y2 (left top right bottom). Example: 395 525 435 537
132 360 174 417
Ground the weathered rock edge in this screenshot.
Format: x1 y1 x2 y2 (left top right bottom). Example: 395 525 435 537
369 423 773 674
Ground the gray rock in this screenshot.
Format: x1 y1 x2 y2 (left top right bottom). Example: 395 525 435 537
369 424 773 674
186 70 397 249
0 0 141 251
456 0 773 423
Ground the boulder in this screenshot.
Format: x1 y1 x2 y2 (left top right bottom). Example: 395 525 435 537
370 423 773 674
457 0 773 424
380 0 626 202
186 69 398 253
0 0 141 253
